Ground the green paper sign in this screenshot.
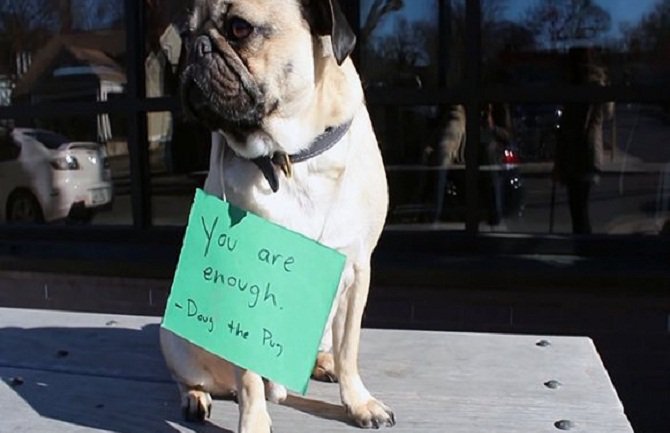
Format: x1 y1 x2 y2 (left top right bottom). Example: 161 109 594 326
161 189 345 394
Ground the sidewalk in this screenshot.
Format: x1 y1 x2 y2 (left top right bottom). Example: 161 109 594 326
0 307 632 433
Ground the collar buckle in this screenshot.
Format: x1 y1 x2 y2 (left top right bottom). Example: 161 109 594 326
250 118 353 193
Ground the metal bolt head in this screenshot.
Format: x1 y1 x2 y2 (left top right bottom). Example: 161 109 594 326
544 380 562 389
555 420 575 430
9 377 24 387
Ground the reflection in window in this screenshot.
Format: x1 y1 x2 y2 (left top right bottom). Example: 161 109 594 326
0 0 125 107
478 103 524 228
377 102 525 229
146 1 188 97
483 0 668 86
148 111 210 226
486 102 670 235
376 98 670 235
360 0 463 88
0 115 130 225
377 105 465 228
71 0 123 31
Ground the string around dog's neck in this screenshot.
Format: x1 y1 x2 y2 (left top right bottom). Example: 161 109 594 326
250 118 353 193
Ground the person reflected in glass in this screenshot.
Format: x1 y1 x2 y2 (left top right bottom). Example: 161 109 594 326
554 47 613 234
481 103 513 226
423 105 465 222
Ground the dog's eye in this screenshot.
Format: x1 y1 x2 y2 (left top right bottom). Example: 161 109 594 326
228 17 254 41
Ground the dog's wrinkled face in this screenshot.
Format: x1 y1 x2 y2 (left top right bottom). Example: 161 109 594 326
182 1 310 133
182 0 314 135
181 0 356 158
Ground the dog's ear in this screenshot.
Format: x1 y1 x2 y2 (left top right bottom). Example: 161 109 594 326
304 0 357 65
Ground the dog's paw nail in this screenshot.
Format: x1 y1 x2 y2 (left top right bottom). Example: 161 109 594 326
312 367 339 383
312 352 339 383
182 389 212 423
347 398 395 429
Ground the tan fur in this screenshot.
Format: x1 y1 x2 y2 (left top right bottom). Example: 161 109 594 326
161 1 394 431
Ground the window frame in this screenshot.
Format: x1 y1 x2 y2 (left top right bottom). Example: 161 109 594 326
0 0 668 272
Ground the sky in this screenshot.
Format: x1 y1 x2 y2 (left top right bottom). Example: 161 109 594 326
360 0 437 29
504 0 659 38
362 0 660 39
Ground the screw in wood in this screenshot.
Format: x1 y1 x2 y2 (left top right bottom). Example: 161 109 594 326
554 420 575 430
544 380 562 389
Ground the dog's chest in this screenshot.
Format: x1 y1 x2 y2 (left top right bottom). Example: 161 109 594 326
222 158 340 242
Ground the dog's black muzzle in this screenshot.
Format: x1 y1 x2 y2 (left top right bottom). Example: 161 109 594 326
180 33 266 134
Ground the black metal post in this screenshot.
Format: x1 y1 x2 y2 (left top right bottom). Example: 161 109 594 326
464 0 482 234
125 0 151 229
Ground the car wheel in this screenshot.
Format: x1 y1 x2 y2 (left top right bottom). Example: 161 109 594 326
7 190 44 223
67 210 94 225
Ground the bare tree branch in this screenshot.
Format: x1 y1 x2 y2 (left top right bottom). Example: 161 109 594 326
523 0 611 48
361 0 404 41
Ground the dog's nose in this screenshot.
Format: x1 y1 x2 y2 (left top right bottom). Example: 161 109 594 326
194 35 212 58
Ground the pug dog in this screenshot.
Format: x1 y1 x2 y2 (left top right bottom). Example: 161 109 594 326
159 0 394 431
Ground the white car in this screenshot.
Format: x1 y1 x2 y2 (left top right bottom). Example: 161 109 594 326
0 128 113 223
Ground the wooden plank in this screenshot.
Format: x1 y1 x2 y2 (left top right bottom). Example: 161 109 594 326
0 308 632 432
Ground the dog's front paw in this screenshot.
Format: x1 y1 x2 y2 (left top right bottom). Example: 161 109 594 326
346 398 396 429
181 389 212 422
239 409 273 433
312 351 338 383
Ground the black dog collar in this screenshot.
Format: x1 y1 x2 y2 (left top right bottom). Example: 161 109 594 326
251 119 353 193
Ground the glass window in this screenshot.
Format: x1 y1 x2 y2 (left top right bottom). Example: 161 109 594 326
148 111 210 226
23 130 71 150
477 103 525 229
360 0 464 89
0 0 125 106
145 0 186 98
483 102 670 235
0 127 20 161
374 104 468 229
0 114 129 226
482 0 669 87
